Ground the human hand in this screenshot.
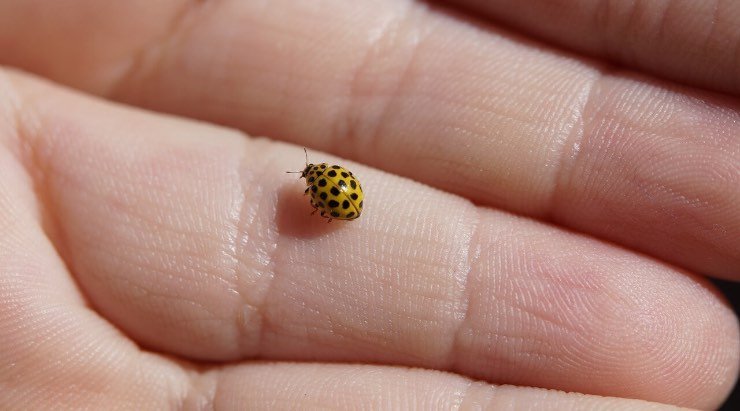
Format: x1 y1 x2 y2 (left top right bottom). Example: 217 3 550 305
0 1 738 409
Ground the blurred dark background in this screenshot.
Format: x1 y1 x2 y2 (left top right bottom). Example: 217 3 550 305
715 279 739 411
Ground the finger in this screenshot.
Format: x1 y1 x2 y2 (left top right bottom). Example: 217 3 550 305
1 0 737 279
0 79 187 408
7 70 737 409
204 363 691 410
447 0 740 95
0 129 690 411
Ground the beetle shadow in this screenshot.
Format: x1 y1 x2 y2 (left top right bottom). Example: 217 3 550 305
276 183 344 238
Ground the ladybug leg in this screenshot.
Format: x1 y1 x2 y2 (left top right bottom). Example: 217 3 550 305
304 187 310 195
317 210 333 223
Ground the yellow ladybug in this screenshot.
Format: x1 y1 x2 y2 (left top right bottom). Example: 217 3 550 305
288 149 364 222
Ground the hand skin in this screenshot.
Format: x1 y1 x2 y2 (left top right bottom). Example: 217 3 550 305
0 1 738 410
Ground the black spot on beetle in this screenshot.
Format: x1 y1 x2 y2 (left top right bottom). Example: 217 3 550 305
341 172 349 178
327 170 337 177
328 200 339 208
331 165 341 169
318 179 327 187
330 187 340 196
331 211 340 217
350 193 358 200
342 200 350 209
311 186 317 193
338 180 347 187
320 192 328 200
350 180 357 189
346 211 355 218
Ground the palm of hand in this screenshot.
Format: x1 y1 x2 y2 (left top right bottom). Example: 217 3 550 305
0 1 738 410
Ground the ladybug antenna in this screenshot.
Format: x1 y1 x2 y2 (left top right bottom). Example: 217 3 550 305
285 148 310 175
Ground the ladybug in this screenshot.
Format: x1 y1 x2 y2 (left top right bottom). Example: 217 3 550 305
288 149 364 222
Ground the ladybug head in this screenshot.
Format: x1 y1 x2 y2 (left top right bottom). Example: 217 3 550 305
301 163 314 179
286 148 313 179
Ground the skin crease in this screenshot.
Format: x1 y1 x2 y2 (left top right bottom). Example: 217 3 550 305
0 0 736 410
